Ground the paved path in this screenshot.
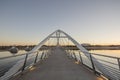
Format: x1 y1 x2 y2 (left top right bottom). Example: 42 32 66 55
12 47 98 80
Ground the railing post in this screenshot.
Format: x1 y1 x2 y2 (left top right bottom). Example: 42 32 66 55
66 50 68 56
73 51 77 61
46 50 48 58
67 50 71 58
40 51 44 60
22 53 28 71
50 49 52 55
34 51 39 64
44 52 47 59
43 50 46 59
89 53 96 73
71 50 74 58
78 51 83 64
69 50 72 58
69 50 71 57
117 58 120 70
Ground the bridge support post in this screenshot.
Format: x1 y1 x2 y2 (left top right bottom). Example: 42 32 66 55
34 51 39 64
43 51 47 59
117 58 120 70
79 51 83 64
66 50 70 58
69 50 73 58
40 51 44 60
22 53 28 71
44 51 47 59
73 51 77 61
89 54 96 74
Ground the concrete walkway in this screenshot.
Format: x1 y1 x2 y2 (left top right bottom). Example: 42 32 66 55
12 47 98 80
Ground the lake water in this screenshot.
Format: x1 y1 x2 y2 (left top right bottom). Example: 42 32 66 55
90 50 120 57
1 50 120 58
0 50 26 58
0 50 120 79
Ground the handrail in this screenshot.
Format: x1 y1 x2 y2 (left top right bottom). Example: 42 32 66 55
65 49 120 80
0 49 51 80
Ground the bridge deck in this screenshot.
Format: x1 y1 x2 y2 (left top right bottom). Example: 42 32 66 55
12 47 98 80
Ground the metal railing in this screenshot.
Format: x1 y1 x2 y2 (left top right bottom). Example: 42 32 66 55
0 49 51 80
65 50 120 80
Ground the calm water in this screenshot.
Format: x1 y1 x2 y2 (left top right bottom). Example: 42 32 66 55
0 50 120 58
0 50 120 79
90 50 120 57
0 50 26 58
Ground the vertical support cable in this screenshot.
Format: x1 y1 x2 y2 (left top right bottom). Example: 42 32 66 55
67 38 70 56
56 31 60 46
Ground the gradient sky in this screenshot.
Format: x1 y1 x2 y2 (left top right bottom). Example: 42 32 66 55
0 0 120 45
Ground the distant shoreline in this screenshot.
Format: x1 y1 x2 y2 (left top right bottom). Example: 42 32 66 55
0 45 120 51
0 50 8 52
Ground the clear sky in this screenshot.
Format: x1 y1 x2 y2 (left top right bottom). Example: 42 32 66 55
0 0 120 45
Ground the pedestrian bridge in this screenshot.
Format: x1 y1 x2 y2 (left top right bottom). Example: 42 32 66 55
11 47 98 80
0 30 120 80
